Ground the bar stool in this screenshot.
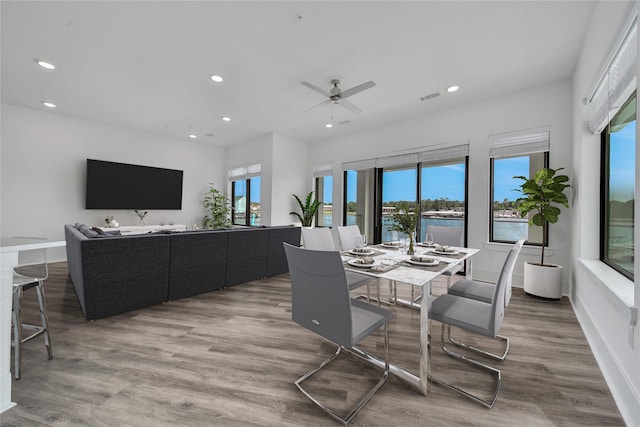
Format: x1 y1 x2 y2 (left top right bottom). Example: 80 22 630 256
12 240 53 379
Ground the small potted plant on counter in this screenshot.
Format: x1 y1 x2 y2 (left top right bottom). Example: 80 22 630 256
514 167 570 299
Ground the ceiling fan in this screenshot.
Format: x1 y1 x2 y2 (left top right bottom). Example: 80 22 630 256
301 79 376 114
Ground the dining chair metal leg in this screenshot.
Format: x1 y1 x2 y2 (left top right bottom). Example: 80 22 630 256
446 325 509 361
295 324 390 425
35 283 53 360
428 324 502 408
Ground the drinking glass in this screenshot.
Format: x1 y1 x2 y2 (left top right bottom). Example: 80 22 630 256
391 231 399 244
360 235 367 247
426 232 434 246
354 235 363 250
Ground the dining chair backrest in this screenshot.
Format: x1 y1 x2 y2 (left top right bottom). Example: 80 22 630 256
501 239 524 308
284 243 353 347
301 227 336 251
489 239 524 335
337 225 362 252
426 225 464 247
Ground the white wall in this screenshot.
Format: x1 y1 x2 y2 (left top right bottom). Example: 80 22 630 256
0 104 226 261
225 132 308 226
570 1 639 425
310 79 573 289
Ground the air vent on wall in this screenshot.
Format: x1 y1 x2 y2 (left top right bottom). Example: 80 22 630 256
420 92 441 101
337 120 352 126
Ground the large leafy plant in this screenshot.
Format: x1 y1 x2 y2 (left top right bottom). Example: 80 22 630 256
514 167 570 266
202 183 231 229
290 192 320 227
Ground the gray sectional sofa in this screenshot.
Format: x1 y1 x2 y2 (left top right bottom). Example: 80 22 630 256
64 224 301 320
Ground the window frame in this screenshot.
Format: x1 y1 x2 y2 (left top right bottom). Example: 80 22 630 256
599 92 636 281
231 177 260 227
489 151 549 246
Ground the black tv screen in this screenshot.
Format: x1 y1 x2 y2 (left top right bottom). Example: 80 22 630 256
86 159 183 209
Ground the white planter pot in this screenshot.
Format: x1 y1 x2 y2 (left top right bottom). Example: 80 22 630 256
523 261 563 300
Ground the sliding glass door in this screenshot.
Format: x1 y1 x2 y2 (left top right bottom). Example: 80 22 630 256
381 166 417 242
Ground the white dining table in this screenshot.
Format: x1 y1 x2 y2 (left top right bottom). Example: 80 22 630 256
342 244 479 396
0 237 66 414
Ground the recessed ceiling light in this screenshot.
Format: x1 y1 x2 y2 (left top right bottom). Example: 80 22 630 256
325 123 333 128
210 75 223 83
447 85 460 93
222 116 231 122
42 101 56 108
35 59 55 70
188 134 197 139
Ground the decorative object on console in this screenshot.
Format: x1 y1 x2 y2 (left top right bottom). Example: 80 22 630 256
514 167 571 299
202 183 231 229
290 191 320 227
134 209 147 225
389 203 417 255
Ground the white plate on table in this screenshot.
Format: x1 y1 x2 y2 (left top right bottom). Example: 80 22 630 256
431 249 459 256
349 248 375 256
348 259 381 268
407 258 439 267
416 242 436 248
381 243 401 249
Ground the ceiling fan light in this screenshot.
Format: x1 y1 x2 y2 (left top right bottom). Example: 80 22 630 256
325 123 333 128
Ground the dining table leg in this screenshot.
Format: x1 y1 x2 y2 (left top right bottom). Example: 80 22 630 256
419 281 430 395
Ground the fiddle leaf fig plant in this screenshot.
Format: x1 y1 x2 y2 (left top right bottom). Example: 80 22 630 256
202 183 231 229
514 167 570 266
290 192 320 227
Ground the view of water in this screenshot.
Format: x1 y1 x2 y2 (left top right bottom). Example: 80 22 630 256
336 214 530 242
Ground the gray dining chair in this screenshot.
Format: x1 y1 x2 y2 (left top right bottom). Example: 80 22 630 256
446 240 524 361
301 227 372 293
12 239 53 379
425 225 464 288
336 225 362 252
283 243 393 424
428 241 522 408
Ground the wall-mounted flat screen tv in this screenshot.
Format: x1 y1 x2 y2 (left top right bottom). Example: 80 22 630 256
86 159 183 209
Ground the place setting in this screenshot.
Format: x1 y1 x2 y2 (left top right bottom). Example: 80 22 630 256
344 257 397 273
399 254 447 272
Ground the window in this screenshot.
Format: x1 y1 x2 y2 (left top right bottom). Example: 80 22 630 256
489 127 550 245
343 144 468 244
313 163 333 227
601 91 635 280
229 164 261 226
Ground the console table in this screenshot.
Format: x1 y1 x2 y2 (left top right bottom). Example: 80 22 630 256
102 224 187 235
0 237 66 414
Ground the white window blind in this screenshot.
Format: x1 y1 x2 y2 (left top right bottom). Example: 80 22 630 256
489 126 550 158
418 144 469 164
342 158 377 171
228 163 261 181
342 143 470 171
312 162 333 178
586 10 637 134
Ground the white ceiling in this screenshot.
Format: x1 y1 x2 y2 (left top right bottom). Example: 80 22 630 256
1 1 596 147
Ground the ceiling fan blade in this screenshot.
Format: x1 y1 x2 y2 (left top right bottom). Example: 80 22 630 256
339 99 362 114
304 99 332 113
301 81 330 97
340 80 376 99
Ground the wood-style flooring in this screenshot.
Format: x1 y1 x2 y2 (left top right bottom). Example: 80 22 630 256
0 262 624 426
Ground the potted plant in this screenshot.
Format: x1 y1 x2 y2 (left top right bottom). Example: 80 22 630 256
389 203 417 255
290 192 320 227
514 167 570 299
202 183 231 229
